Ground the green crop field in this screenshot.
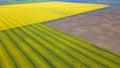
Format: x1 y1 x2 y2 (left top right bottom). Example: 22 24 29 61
0 2 120 68
1 23 120 68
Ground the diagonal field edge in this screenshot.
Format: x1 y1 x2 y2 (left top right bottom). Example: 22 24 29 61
1 2 120 68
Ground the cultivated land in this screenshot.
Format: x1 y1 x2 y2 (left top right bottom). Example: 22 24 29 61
45 4 120 54
0 1 120 68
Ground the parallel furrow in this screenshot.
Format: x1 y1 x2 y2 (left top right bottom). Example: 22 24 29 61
0 2 120 68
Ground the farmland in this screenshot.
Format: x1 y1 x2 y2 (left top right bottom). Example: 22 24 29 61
0 1 120 68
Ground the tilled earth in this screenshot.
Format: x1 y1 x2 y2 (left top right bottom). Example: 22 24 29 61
45 4 120 54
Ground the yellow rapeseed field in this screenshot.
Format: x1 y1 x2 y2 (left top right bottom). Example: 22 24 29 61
1 2 119 68
0 2 108 30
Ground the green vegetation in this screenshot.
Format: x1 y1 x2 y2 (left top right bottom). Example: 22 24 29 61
0 23 120 68
0 1 119 68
